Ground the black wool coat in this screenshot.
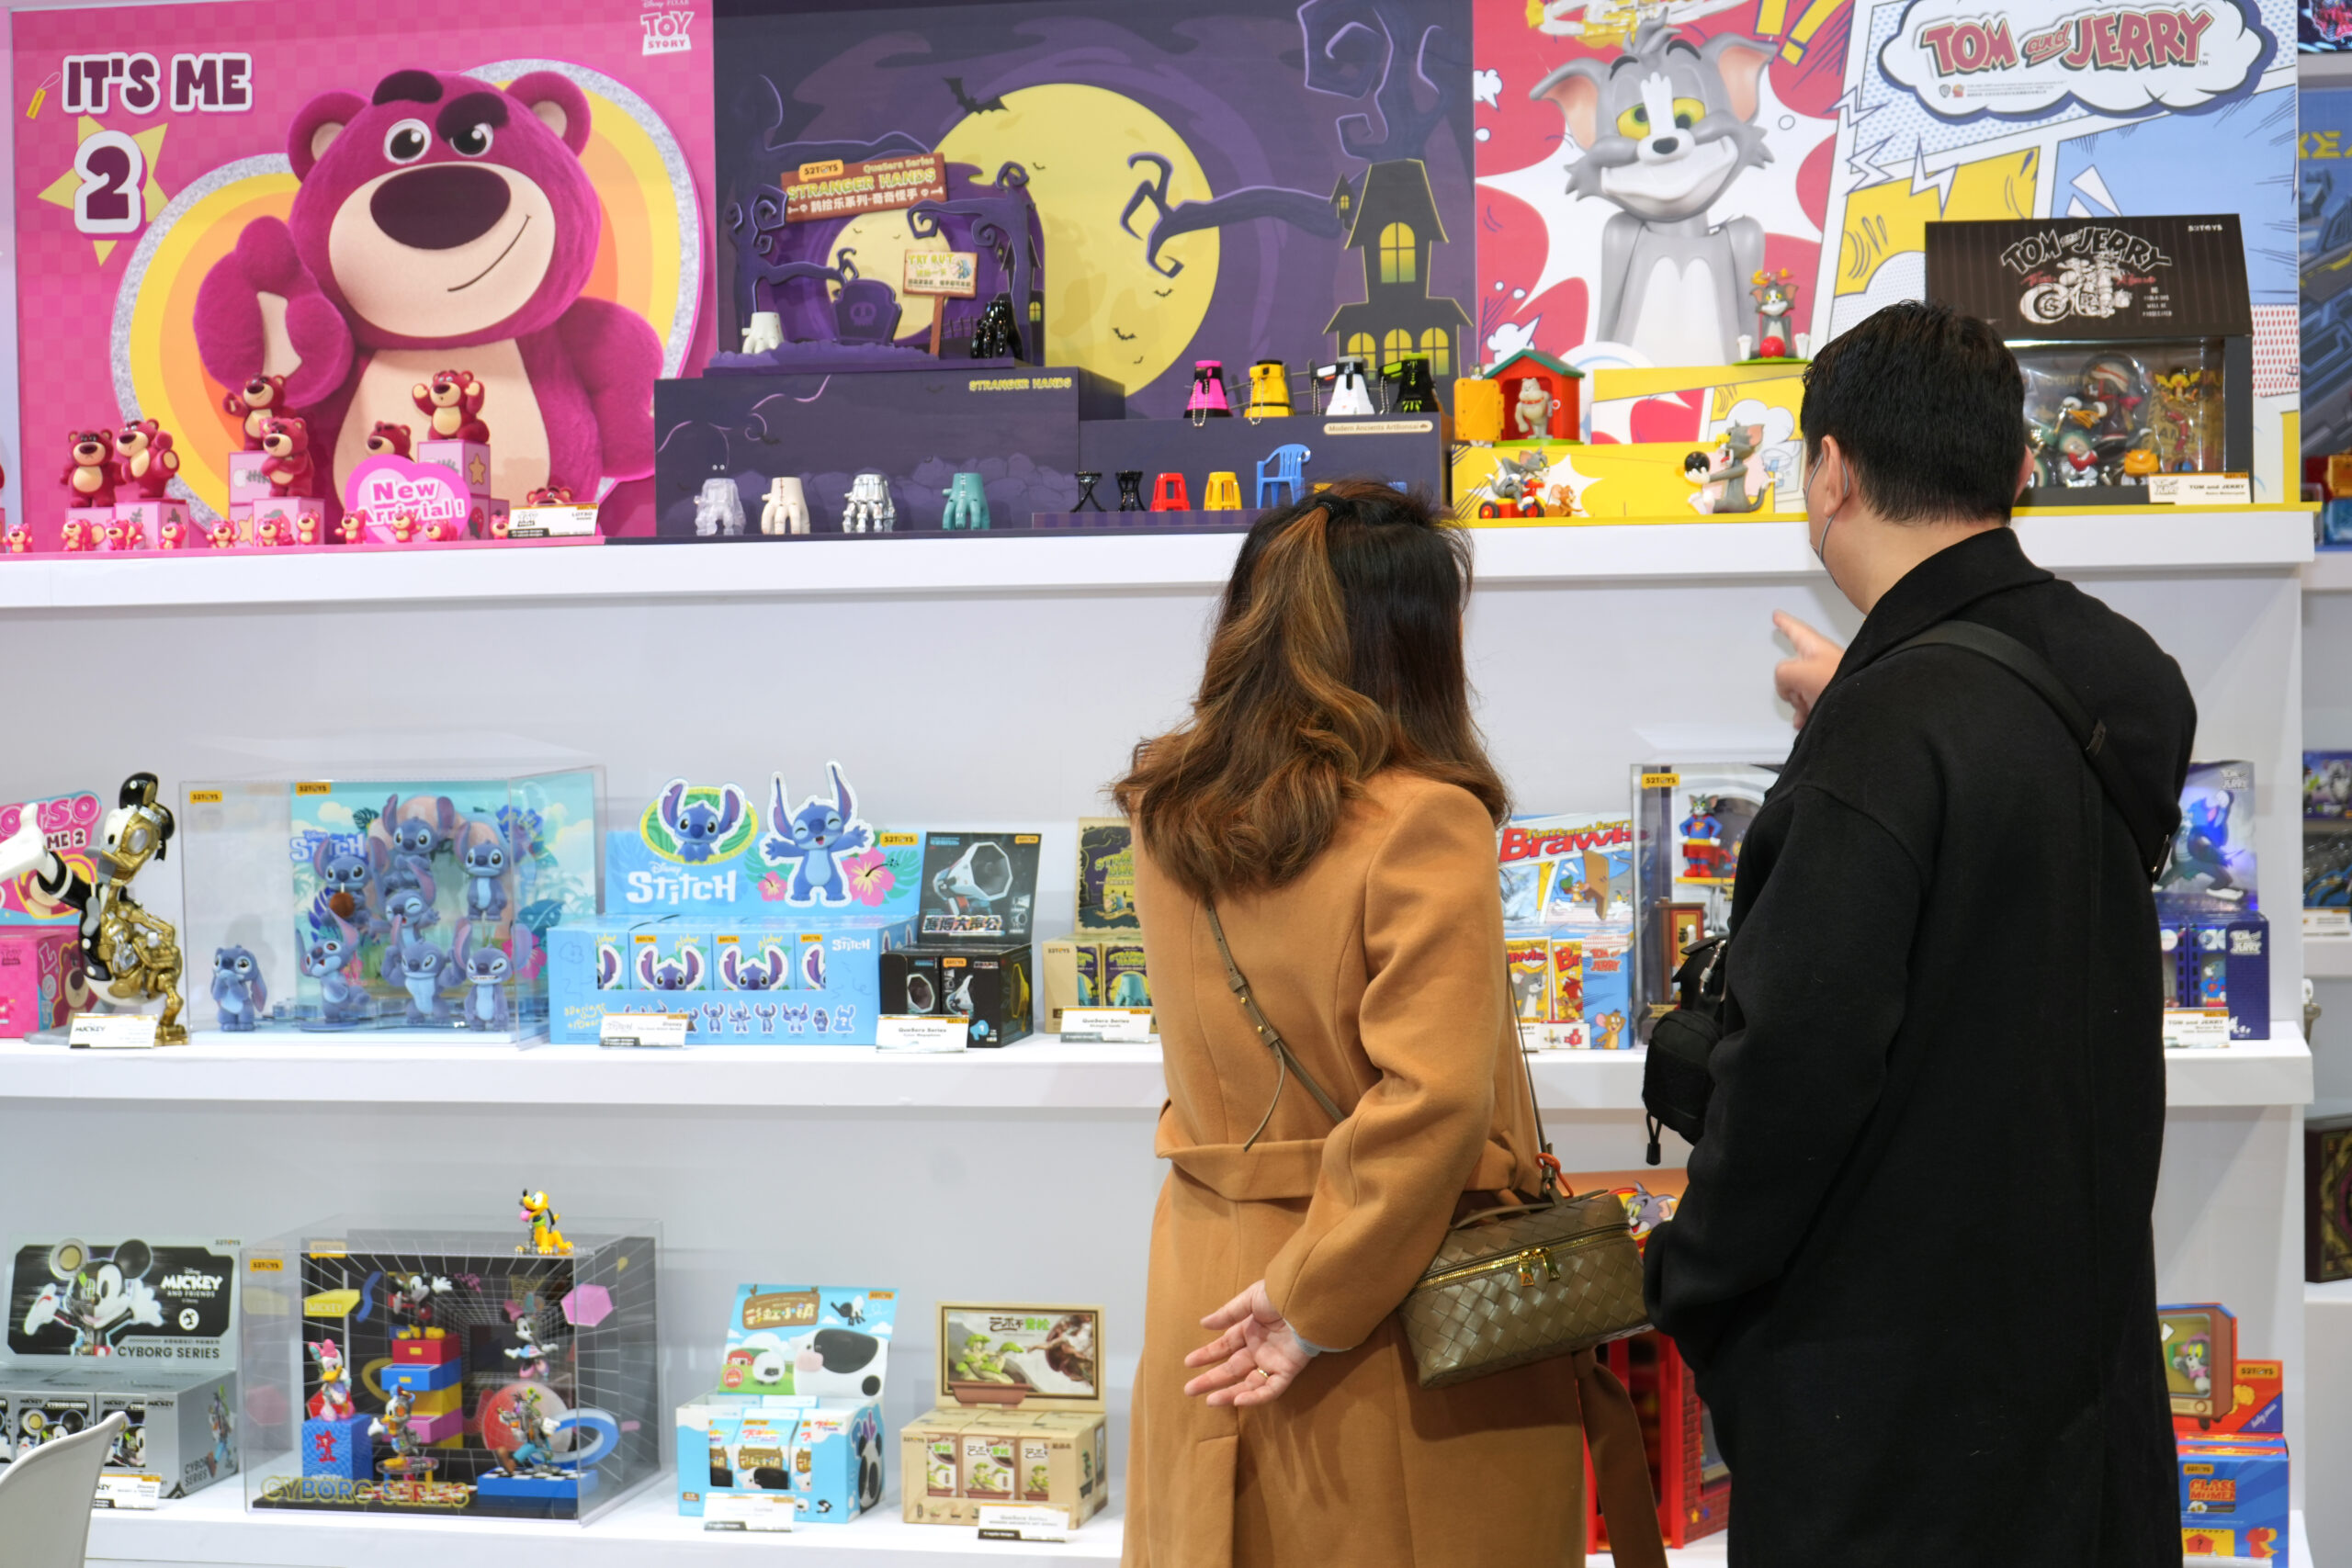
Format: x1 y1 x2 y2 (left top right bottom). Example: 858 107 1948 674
1644 526 2197 1567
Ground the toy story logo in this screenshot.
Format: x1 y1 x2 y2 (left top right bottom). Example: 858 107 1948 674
1880 0 2271 118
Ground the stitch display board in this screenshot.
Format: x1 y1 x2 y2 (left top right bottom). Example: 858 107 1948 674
5 1236 240 1365
712 0 1474 419
177 771 599 1043
605 767 922 919
1474 0 2298 500
8 0 717 547
240 1223 661 1524
544 914 915 1045
0 792 102 926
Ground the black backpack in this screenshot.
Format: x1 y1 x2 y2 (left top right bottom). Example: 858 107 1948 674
1640 619 2160 1166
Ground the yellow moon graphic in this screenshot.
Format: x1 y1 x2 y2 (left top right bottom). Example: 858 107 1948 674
935 84 1218 396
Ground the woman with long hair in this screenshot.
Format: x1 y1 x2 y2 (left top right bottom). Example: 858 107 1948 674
1114 483 1656 1568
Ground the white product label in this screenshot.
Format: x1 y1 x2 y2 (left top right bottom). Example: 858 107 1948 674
877 1015 968 1053
506 505 599 538
978 1503 1073 1542
2307 909 2352 939
94 1472 161 1509
599 1012 689 1048
69 1013 158 1049
2146 473 2253 505
703 1492 796 1531
2163 1008 2233 1048
1058 1008 1152 1043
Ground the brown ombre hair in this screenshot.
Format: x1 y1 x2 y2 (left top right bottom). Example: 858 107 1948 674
1112 482 1507 898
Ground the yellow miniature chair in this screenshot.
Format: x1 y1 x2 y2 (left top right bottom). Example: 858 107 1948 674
1203 472 1242 511
1453 378 1505 444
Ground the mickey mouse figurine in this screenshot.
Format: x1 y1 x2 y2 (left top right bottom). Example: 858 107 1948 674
0 774 186 1042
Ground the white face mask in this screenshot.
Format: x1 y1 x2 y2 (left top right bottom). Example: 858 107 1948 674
1804 450 1848 592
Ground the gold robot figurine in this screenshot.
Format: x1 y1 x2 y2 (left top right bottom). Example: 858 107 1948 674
0 773 185 1043
518 1190 572 1255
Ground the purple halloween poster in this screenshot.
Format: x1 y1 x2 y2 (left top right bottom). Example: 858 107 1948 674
713 0 1476 419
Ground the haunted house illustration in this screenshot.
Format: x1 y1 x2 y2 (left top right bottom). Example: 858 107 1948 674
1327 161 1471 382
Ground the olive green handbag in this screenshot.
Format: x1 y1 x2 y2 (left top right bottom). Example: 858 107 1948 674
1203 904 1655 1385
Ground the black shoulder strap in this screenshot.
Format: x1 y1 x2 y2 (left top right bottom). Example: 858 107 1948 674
1890 620 2164 879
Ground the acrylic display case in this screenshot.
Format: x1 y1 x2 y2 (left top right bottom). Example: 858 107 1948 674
177 769 602 1043
1630 762 1781 1043
240 1218 660 1525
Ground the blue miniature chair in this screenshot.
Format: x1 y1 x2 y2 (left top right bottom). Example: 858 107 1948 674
1256 444 1312 508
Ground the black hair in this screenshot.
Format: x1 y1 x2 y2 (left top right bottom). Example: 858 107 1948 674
1801 300 2026 524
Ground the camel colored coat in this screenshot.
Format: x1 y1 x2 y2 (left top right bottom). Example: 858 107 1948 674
1122 772 1594 1568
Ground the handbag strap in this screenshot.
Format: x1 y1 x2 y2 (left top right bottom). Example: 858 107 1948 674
1203 900 1561 1192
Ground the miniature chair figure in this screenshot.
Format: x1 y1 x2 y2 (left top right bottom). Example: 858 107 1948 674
942 472 992 531
1151 473 1191 512
760 477 809 536
1116 471 1148 512
1203 472 1242 511
1073 471 1104 511
1319 359 1375 417
1245 360 1291 423
1186 362 1232 425
1453 377 1505 444
1255 444 1312 508
1383 356 1440 415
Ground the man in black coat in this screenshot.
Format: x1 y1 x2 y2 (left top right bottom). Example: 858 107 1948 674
1643 302 2197 1565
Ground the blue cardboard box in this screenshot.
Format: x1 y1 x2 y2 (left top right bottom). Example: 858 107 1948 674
2177 1434 2288 1562
547 916 912 1045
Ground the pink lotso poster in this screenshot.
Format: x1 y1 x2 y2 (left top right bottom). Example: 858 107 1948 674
11 0 712 546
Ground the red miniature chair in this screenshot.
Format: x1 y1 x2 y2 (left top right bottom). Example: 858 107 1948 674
1151 473 1190 512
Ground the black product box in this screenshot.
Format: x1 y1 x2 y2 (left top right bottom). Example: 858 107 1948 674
1925 215 2252 507
1075 415 1446 517
651 368 1124 537
881 943 1034 1048
916 832 1041 944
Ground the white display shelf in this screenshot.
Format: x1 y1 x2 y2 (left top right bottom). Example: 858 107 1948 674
0 507 2310 612
2308 547 2352 591
0 1032 2307 1110
83 1483 2303 1568
90 1480 1121 1568
2309 933 2352 978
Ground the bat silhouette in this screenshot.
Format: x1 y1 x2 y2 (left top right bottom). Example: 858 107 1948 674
1153 288 1173 299
1113 327 1136 341
946 76 1008 114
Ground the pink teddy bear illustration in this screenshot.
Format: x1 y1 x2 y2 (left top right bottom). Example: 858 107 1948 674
195 68 659 517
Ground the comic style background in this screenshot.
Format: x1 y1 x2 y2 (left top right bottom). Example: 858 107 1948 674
1476 0 2301 492
10 0 716 537
2304 85 2352 460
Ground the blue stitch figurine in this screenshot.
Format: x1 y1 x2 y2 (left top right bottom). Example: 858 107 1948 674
453 922 512 1032
656 778 747 864
211 945 266 1032
758 763 875 905
458 817 513 920
301 915 368 1027
390 918 460 1026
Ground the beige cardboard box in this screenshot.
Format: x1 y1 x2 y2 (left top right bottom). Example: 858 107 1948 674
902 1303 1109 1529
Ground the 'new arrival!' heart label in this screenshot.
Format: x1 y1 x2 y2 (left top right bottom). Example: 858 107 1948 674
342 454 484 544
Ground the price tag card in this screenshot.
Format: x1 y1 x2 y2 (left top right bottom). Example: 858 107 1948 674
877 1016 968 1053
978 1504 1073 1542
1058 1008 1152 1043
69 1013 159 1049
599 1013 689 1049
2307 908 2351 940
703 1493 796 1531
94 1472 161 1509
2146 473 2253 505
2162 1008 2233 1049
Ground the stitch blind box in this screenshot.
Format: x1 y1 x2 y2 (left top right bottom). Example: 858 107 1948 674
902 1304 1108 1532
176 772 600 1043
241 1216 661 1525
1924 216 2254 506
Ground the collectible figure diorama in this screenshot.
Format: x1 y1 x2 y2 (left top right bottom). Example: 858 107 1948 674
1631 763 1781 1042
176 771 599 1043
0 773 185 1041
2156 761 2268 1044
243 1215 658 1523
677 1284 896 1526
901 1303 1107 1532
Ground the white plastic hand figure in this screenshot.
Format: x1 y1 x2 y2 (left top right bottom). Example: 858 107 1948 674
761 477 809 536
741 311 786 355
22 1282 61 1336
0 817 50 884
1794 333 1813 358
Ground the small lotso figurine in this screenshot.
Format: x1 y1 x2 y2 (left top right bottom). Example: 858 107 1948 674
365 422 413 459
517 1190 571 1255
206 521 239 549
5 525 29 554
222 374 294 452
526 483 574 505
114 419 179 499
413 370 489 444
258 417 315 497
63 429 116 509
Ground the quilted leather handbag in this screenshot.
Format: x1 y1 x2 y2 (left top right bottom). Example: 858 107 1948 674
1204 905 1654 1386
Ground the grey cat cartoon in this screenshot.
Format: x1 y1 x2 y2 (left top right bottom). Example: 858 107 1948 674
1532 21 1774 366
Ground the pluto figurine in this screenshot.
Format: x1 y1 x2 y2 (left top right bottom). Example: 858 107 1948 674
518 1190 572 1255
0 774 185 1043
